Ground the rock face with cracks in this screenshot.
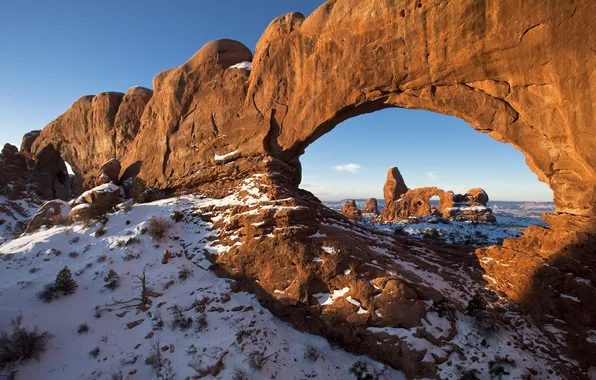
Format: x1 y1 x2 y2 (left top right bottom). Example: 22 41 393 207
9 0 596 377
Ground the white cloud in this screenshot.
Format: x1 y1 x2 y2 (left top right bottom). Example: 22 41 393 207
426 171 437 179
333 163 362 174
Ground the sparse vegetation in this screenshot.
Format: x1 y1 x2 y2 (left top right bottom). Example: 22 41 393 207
170 211 184 223
37 283 57 303
89 346 100 359
195 312 208 333
77 323 89 334
97 254 108 263
94 225 107 237
37 266 77 302
247 349 269 371
232 368 251 380
178 266 193 281
54 266 78 295
169 305 193 331
147 215 171 241
349 360 380 380
106 265 153 311
103 269 120 291
304 344 319 362
489 356 516 379
68 251 79 258
145 339 175 379
0 315 52 369
431 299 456 321
466 290 486 318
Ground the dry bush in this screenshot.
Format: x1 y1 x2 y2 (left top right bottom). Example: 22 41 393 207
247 349 269 371
89 346 100 359
0 315 52 369
147 215 171 241
304 344 319 362
77 323 89 334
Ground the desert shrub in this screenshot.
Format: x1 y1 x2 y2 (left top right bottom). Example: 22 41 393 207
97 255 108 263
145 340 175 379
304 344 319 362
54 266 77 295
68 251 79 258
94 225 106 237
0 315 52 369
37 283 57 303
77 323 89 334
349 360 380 380
178 266 193 281
93 306 102 319
69 236 80 244
466 290 486 318
170 305 193 331
232 368 251 380
460 369 480 379
247 349 268 371
89 346 100 359
489 356 516 378
431 299 456 321
170 211 184 223
195 312 208 333
111 369 124 380
103 269 120 291
147 215 171 241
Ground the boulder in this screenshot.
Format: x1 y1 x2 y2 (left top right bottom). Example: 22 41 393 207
465 188 489 206
97 158 121 184
341 200 362 221
363 198 378 214
68 203 93 223
70 183 122 221
25 200 71 233
383 167 408 205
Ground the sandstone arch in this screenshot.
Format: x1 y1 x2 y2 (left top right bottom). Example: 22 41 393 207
28 1 595 221
17 0 596 373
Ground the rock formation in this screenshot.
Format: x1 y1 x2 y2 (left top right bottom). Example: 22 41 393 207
25 200 71 233
363 198 378 214
96 158 121 186
341 199 362 221
5 0 596 376
381 187 455 221
383 167 408 205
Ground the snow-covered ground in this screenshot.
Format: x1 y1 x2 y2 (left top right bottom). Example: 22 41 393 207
0 195 404 380
325 200 554 247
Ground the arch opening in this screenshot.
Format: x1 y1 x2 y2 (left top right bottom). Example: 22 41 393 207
299 107 554 247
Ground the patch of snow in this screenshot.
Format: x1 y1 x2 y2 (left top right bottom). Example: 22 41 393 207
229 61 252 70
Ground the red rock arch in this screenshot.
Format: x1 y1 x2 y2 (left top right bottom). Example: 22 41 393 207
249 0 595 219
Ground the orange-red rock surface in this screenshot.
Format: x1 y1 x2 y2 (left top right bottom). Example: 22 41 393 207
9 0 596 376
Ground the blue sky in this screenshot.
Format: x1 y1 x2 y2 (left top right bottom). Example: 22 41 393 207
0 1 552 202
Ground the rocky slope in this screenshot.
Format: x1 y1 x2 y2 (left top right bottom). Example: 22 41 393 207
0 179 565 379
